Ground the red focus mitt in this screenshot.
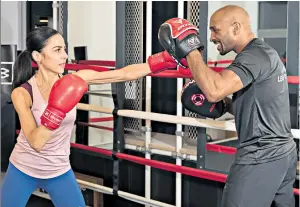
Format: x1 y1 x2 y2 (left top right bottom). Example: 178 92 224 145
181 80 227 119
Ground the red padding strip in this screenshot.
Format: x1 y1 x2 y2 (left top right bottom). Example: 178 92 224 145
149 67 224 78
74 60 116 67
89 117 114 122
288 76 300 84
207 60 233 65
71 142 113 157
206 143 237 155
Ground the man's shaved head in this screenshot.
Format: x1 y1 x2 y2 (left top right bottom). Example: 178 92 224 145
212 5 251 31
209 5 255 55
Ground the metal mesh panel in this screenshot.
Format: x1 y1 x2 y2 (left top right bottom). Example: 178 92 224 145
187 1 201 27
58 2 64 35
123 2 144 133
185 1 201 140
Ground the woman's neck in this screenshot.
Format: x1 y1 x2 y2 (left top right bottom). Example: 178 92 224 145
35 69 60 92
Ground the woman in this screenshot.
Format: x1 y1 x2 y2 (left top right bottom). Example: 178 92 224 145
0 26 179 207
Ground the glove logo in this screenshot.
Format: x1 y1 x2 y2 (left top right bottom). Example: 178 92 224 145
191 94 205 106
174 19 183 24
43 109 63 126
187 37 200 47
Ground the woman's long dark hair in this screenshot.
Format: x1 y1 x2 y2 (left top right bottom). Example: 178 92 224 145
12 27 59 89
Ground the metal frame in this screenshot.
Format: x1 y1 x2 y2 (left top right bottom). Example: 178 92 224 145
113 2 126 154
111 1 127 197
196 1 208 169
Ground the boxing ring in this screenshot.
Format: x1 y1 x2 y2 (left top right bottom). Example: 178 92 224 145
1 2 297 206
30 56 300 206
0 46 287 206
27 28 300 207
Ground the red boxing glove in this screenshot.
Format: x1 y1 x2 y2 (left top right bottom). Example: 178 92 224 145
41 74 88 130
147 51 177 73
177 58 191 75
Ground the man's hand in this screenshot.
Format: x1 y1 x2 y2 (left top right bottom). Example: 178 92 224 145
158 18 204 67
181 80 228 118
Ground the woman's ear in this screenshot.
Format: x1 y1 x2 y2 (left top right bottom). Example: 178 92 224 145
31 51 42 63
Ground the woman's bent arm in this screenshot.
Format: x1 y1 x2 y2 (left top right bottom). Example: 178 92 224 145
11 87 52 152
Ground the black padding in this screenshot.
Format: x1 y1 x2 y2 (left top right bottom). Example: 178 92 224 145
181 81 226 119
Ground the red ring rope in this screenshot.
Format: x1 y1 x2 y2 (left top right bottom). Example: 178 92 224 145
287 76 300 84
71 60 116 67
70 142 299 195
89 117 114 123
206 143 237 155
77 121 113 131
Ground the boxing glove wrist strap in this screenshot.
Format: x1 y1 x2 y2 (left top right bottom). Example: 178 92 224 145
41 106 66 130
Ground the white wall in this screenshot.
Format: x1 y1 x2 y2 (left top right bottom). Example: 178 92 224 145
68 1 116 146
1 1 27 50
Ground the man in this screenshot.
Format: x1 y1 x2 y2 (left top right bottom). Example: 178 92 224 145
159 5 297 207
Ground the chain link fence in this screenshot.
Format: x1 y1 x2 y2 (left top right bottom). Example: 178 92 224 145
185 1 202 140
58 1 64 35
123 2 144 133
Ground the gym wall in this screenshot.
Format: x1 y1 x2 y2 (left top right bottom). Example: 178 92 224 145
1 1 27 50
68 1 116 146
